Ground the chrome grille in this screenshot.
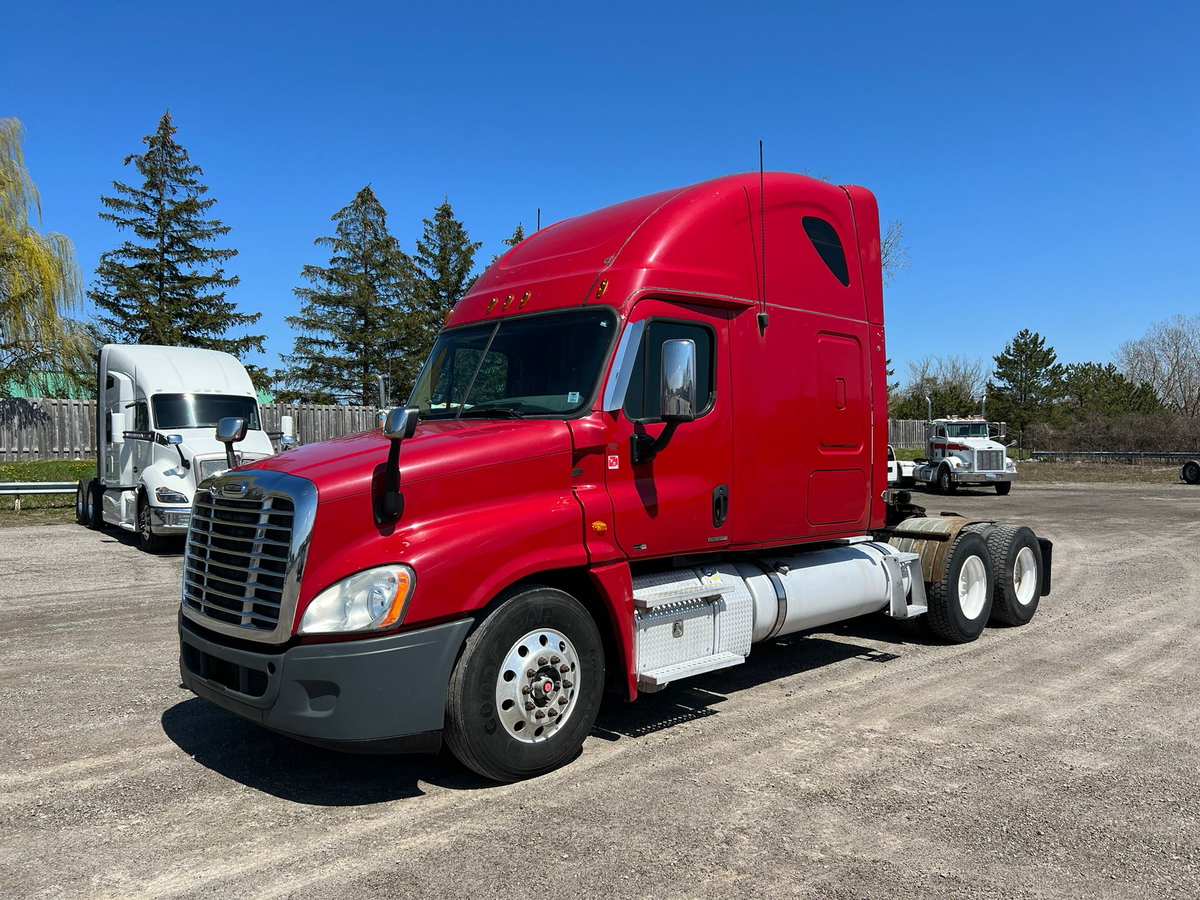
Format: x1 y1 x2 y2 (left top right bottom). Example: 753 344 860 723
184 490 294 633
976 449 1004 471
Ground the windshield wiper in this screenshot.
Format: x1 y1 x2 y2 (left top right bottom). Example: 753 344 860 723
457 406 526 419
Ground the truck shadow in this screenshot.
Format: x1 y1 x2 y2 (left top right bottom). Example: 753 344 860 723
162 622 932 805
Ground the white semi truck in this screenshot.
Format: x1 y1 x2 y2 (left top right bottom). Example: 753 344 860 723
911 405 1018 494
75 345 292 551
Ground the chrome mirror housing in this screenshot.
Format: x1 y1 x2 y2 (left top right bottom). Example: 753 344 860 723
383 406 421 442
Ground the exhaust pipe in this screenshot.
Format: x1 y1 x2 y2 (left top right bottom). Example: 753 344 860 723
925 395 933 422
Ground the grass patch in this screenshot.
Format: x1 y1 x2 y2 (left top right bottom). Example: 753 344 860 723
0 459 95 525
1015 461 1181 485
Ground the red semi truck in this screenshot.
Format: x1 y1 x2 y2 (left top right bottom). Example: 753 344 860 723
179 173 1051 781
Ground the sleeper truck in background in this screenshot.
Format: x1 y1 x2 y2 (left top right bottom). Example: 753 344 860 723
179 173 1052 781
77 345 293 551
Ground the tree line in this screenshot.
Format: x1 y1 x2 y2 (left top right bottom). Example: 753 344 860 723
890 324 1200 452
3 111 1197 453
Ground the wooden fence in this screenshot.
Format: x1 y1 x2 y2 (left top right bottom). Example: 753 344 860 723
0 398 379 461
1 397 930 461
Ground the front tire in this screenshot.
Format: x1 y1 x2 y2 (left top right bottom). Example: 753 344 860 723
1183 460 1200 485
995 481 1012 495
937 465 957 494
445 586 605 782
137 494 169 552
926 530 994 643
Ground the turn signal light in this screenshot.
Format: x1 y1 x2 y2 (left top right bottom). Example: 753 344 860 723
590 520 608 536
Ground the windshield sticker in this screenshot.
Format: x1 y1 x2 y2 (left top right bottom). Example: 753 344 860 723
567 391 581 404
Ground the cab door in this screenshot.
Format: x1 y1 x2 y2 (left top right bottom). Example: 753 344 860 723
605 299 734 558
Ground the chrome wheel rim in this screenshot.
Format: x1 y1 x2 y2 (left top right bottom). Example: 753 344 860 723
958 554 988 620
1012 546 1038 606
139 503 151 538
495 628 580 744
76 489 84 520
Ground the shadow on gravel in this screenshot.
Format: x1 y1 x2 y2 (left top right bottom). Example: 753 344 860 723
162 696 493 805
98 527 186 556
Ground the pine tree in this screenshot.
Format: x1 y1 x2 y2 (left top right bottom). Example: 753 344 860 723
1059 362 1161 419
89 111 263 360
278 186 413 405
988 329 1063 450
409 198 481 390
503 222 525 248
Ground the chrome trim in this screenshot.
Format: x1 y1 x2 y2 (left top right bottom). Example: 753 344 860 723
603 319 647 411
179 468 317 645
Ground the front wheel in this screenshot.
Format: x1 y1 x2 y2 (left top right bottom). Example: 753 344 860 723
1183 460 1200 485
444 586 605 782
137 495 169 552
995 481 1012 495
937 466 957 494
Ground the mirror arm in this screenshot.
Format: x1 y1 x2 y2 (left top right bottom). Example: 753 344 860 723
376 441 404 523
631 420 681 466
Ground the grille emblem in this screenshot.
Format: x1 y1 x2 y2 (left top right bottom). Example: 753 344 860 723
222 481 248 496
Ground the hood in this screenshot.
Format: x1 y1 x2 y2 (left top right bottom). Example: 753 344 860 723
940 437 1007 453
248 418 574 501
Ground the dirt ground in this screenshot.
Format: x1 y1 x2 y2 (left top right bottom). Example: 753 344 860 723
0 483 1197 899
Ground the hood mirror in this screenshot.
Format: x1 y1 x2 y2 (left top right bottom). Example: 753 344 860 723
216 416 248 470
377 405 421 524
280 414 296 448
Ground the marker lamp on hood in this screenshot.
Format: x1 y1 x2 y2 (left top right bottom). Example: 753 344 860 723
299 565 415 634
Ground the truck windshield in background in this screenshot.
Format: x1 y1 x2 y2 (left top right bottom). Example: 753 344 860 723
946 423 988 438
153 394 261 430
410 309 616 419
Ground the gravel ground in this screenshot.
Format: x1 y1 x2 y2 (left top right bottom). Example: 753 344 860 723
0 483 1197 899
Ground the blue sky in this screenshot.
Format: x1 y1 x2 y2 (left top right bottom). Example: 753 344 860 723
7 1 1197 383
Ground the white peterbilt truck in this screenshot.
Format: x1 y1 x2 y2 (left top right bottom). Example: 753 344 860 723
911 400 1018 495
75 345 293 551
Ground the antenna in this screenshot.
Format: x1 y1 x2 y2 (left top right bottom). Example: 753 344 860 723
757 140 769 333
537 208 541 232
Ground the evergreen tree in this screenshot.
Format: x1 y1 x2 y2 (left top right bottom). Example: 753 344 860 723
988 329 1063 450
503 222 525 248
1059 362 1161 419
277 186 413 405
89 111 263 360
409 198 481 390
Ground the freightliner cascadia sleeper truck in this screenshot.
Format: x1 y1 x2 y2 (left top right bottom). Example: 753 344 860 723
178 173 1052 781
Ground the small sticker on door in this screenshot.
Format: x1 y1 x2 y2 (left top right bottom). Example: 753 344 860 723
607 454 620 470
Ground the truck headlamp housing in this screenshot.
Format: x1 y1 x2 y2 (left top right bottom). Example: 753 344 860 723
155 487 189 504
299 565 415 634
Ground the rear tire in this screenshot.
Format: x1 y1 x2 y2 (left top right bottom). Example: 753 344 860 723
995 481 1012 495
1183 460 1200 485
926 530 994 643
87 481 104 530
937 465 957 494
75 480 88 525
444 586 605 782
976 524 1042 626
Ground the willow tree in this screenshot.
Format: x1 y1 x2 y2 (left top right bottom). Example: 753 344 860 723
0 118 91 395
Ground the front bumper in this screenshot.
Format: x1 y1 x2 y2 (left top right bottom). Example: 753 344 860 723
179 614 474 752
952 470 1017 484
150 505 191 534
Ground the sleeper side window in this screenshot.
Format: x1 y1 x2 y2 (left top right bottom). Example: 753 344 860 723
623 320 715 422
134 401 150 432
802 216 851 287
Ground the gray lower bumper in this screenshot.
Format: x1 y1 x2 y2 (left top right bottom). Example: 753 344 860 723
179 615 473 752
150 505 191 534
953 470 1017 483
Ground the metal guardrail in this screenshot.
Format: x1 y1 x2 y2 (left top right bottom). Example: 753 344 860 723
0 481 77 495
1030 451 1199 462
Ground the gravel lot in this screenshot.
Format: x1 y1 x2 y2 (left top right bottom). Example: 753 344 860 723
1 483 1197 899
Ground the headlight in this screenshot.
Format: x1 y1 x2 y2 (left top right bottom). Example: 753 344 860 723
155 487 188 504
299 565 415 634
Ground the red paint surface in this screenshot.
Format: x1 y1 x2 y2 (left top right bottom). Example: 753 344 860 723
248 173 890 699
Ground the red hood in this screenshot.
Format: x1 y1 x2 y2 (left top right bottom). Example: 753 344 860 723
249 418 573 500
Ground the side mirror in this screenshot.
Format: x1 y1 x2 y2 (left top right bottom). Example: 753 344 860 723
383 406 421 442
999 422 1008 438
166 434 183 445
377 406 421 524
216 416 248 470
110 412 127 445
659 339 697 423
280 414 296 448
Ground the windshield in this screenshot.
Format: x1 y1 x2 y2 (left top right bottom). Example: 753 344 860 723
409 309 616 419
945 422 987 438
152 394 261 430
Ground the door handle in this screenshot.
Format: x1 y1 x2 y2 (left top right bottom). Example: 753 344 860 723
712 484 728 528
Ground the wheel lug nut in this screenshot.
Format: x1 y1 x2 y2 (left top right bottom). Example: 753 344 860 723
538 656 548 666
547 708 558 718
521 685 531 694
525 701 535 711
562 679 573 688
527 669 536 678
535 710 546 720
558 697 568 706
550 655 560 664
